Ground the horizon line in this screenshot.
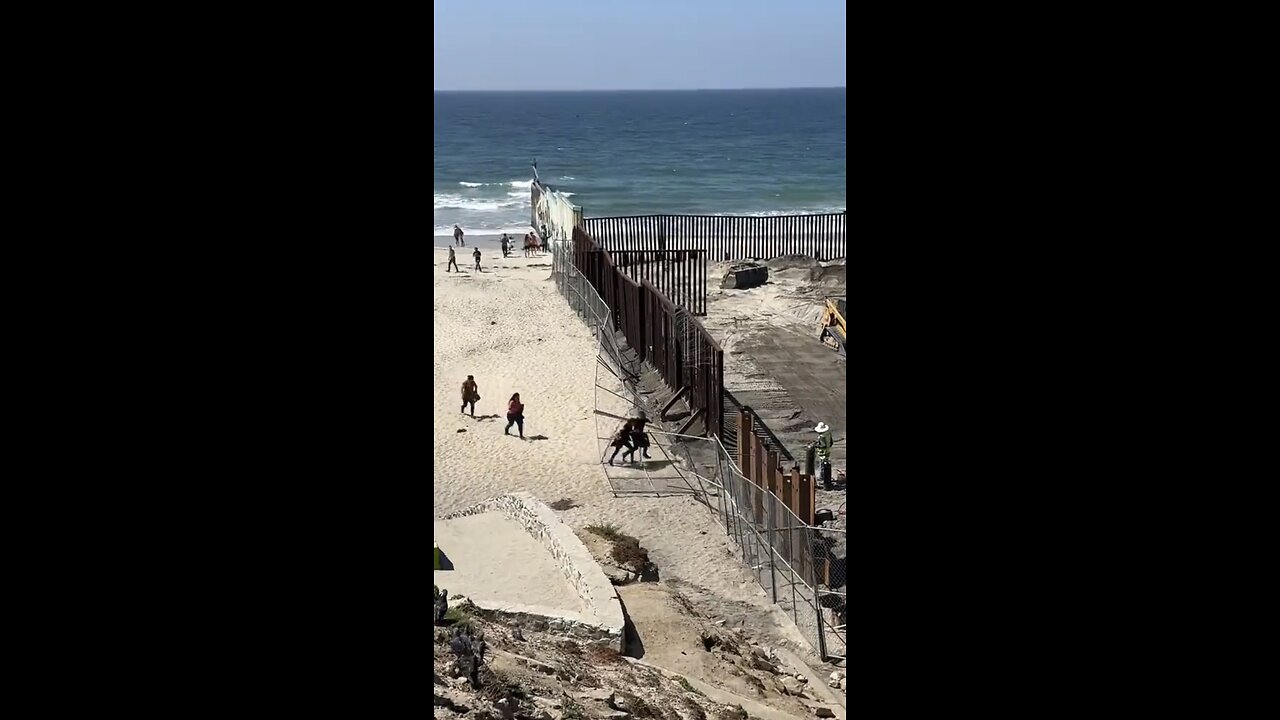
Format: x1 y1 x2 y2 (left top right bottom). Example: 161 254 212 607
433 86 846 93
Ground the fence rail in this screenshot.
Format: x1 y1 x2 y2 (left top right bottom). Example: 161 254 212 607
583 213 847 262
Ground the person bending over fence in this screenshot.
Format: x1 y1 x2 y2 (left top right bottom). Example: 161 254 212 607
628 411 652 460
607 420 635 465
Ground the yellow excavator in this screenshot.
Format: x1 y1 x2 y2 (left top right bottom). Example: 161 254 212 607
819 297 846 356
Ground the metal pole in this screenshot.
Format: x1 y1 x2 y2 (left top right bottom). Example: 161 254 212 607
766 495 778 603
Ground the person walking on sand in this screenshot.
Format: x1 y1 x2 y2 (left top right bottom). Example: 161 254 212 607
461 375 479 416
447 246 459 273
473 247 482 271
608 419 636 465
504 393 525 439
454 224 464 246
500 234 510 258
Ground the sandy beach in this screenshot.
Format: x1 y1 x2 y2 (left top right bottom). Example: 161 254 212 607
432 237 788 633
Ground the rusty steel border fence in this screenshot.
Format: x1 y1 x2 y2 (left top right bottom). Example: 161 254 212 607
551 232 845 663
572 226 724 440
583 213 847 262
609 249 708 316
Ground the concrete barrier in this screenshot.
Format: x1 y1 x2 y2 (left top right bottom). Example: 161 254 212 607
441 492 625 651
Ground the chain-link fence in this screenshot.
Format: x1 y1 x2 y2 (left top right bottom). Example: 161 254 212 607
699 437 845 662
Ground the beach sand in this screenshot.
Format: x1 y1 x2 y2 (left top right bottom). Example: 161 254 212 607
433 238 801 647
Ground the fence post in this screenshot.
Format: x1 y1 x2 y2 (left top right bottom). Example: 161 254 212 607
765 493 778 602
797 473 815 526
809 524 829 660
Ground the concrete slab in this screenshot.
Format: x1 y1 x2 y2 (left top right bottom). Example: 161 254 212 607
433 512 587 615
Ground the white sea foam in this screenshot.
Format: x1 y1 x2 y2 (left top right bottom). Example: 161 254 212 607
433 225 535 238
434 193 527 212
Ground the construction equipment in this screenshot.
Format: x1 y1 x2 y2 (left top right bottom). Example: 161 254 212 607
818 297 846 356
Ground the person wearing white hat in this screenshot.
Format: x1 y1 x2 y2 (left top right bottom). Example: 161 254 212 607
813 422 834 489
814 422 833 461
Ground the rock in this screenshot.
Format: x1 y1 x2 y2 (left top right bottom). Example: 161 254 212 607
751 647 769 661
603 564 638 585
435 689 472 713
780 676 806 696
828 671 843 688
795 674 808 684
801 701 835 718
749 656 779 674
838 678 845 691
577 689 616 704
533 697 562 710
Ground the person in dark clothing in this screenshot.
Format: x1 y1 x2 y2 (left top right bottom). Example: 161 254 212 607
454 224 465 246
473 248 482 271
504 393 525 438
500 234 510 258
628 411 652 459
608 420 636 465
447 246 459 273
461 375 479 416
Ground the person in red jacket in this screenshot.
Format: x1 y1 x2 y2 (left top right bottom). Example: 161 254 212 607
504 393 525 438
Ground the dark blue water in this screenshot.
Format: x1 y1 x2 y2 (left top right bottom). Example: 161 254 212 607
433 89 846 236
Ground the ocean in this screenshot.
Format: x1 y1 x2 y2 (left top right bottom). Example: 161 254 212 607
433 89 846 238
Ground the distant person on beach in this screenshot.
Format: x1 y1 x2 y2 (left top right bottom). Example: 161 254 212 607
461 375 479 416
504 393 525 439
473 247 482 271
539 224 550 254
500 234 510 258
629 411 652 460
447 246 459 273
608 419 636 465
454 224 464 246
523 233 533 258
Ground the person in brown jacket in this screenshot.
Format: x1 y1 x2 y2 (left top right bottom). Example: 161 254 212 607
461 375 479 416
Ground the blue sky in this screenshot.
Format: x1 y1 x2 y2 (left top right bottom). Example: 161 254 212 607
433 0 846 91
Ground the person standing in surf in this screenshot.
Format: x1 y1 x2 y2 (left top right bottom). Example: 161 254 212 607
454 224 465 246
